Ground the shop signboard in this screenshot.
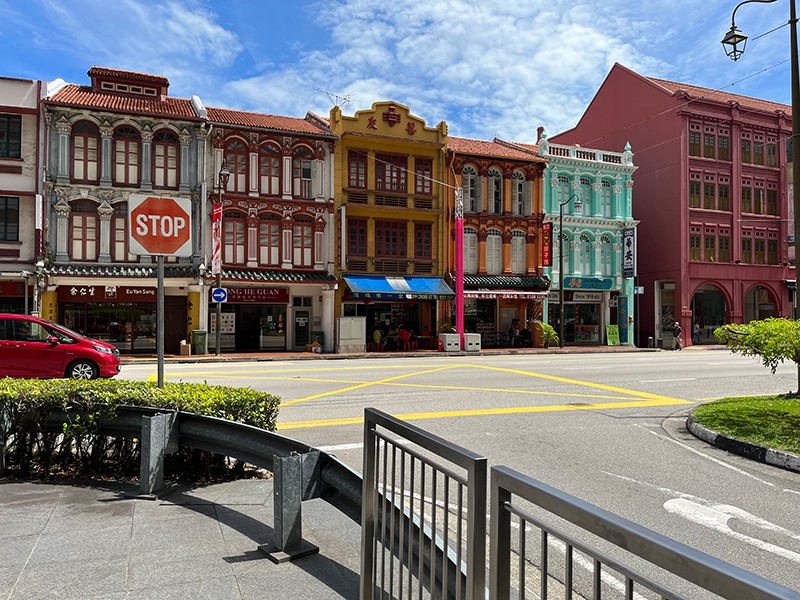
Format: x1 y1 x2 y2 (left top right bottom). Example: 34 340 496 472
623 227 636 278
606 325 620 346
208 287 289 303
57 285 157 303
541 222 552 267
564 277 613 290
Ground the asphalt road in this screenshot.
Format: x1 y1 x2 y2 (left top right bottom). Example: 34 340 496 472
121 351 800 595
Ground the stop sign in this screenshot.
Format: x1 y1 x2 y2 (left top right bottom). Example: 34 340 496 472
128 194 192 257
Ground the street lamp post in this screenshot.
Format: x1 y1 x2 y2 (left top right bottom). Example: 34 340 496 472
558 193 581 348
214 163 230 356
722 0 800 320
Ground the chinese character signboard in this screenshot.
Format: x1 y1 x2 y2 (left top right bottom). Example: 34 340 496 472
542 222 552 267
623 227 636 278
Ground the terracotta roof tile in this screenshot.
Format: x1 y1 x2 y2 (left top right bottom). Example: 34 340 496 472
46 84 199 120
87 66 169 87
647 76 790 115
449 136 546 162
207 107 334 135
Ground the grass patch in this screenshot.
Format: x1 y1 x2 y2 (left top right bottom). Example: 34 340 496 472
693 395 800 455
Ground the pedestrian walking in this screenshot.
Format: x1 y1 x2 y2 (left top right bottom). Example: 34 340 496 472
673 321 682 350
692 321 701 345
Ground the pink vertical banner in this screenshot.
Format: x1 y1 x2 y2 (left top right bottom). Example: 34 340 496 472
211 202 222 275
455 189 464 349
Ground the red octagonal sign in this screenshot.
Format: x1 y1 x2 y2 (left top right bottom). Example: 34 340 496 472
128 194 192 257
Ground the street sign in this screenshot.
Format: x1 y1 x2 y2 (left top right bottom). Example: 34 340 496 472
128 194 192 257
634 286 645 295
211 287 228 303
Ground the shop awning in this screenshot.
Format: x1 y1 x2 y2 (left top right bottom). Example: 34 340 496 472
343 275 454 300
463 289 548 300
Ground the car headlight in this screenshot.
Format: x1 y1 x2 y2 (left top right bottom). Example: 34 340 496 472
93 345 115 355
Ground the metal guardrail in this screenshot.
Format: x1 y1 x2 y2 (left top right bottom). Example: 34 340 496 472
18 406 363 560
489 464 799 600
361 408 488 600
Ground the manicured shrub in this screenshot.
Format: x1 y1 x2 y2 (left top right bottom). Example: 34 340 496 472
0 378 280 478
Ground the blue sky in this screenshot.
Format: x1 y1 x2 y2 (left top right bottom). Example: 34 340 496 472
0 0 793 143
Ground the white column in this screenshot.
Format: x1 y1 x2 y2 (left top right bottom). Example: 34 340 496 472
322 286 336 353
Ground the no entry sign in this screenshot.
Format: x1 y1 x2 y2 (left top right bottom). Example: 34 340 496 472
128 194 192 257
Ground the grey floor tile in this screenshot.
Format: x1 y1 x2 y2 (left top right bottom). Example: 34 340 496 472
127 554 235 590
125 575 242 600
26 526 132 565
8 556 128 599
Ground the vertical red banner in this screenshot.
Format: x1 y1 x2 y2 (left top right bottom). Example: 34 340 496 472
211 202 222 275
542 222 552 267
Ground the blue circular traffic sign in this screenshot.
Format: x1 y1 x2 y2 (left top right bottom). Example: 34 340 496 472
211 288 228 303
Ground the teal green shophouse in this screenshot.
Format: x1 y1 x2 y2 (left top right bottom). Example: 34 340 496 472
537 133 639 346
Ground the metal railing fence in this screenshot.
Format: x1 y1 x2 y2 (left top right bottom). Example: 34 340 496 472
489 464 799 600
361 408 487 600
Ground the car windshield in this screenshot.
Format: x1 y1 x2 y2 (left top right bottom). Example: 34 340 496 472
42 319 88 340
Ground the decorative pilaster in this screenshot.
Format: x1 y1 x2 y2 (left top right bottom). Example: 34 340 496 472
99 124 113 187
140 128 153 191
179 130 192 192
97 200 114 263
55 117 71 184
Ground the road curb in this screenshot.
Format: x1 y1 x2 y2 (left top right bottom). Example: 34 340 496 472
686 414 800 474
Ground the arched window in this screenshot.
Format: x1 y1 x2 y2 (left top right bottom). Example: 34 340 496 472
153 130 179 189
292 215 313 267
579 178 592 216
225 139 248 193
486 228 502 274
259 213 281 266
112 202 136 262
487 168 502 214
260 143 281 196
293 146 313 199
70 200 98 261
600 235 612 276
579 233 591 275
71 120 100 183
511 230 526 274
556 175 572 211
462 166 480 212
464 226 478 274
113 126 140 186
511 171 527 216
600 181 612 218
223 210 246 265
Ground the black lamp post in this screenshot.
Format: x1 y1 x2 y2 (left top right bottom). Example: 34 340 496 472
215 163 230 356
558 193 582 348
722 0 800 319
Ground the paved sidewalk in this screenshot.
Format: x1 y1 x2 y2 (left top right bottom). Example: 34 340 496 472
119 343 729 366
0 478 360 600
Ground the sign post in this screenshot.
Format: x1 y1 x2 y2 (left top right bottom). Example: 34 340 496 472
128 194 193 387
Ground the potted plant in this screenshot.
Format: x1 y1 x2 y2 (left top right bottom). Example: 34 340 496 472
534 322 560 348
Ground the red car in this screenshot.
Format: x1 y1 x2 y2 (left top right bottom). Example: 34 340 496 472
0 314 121 379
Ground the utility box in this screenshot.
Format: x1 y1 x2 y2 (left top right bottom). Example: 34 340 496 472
439 333 461 352
464 333 481 352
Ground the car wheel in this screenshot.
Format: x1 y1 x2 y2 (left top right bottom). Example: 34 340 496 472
66 360 99 380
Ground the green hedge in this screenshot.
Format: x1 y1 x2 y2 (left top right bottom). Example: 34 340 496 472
0 378 281 477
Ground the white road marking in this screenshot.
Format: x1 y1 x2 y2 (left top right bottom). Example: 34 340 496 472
664 498 800 563
638 378 697 383
603 472 800 563
636 426 775 486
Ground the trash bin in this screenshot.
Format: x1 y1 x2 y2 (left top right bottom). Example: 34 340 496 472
191 330 207 355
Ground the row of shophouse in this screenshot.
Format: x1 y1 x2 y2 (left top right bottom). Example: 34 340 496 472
0 63 793 354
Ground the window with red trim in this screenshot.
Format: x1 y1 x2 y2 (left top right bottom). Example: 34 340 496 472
259 144 281 196
375 154 406 192
223 211 246 264
113 126 140 186
225 139 248 193
153 130 178 189
414 222 431 259
375 221 406 257
292 215 313 267
258 213 281 266
70 201 99 261
348 218 367 256
348 150 367 189
415 157 432 195
72 120 100 183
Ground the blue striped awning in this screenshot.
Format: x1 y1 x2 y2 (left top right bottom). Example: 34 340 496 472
343 275 454 300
